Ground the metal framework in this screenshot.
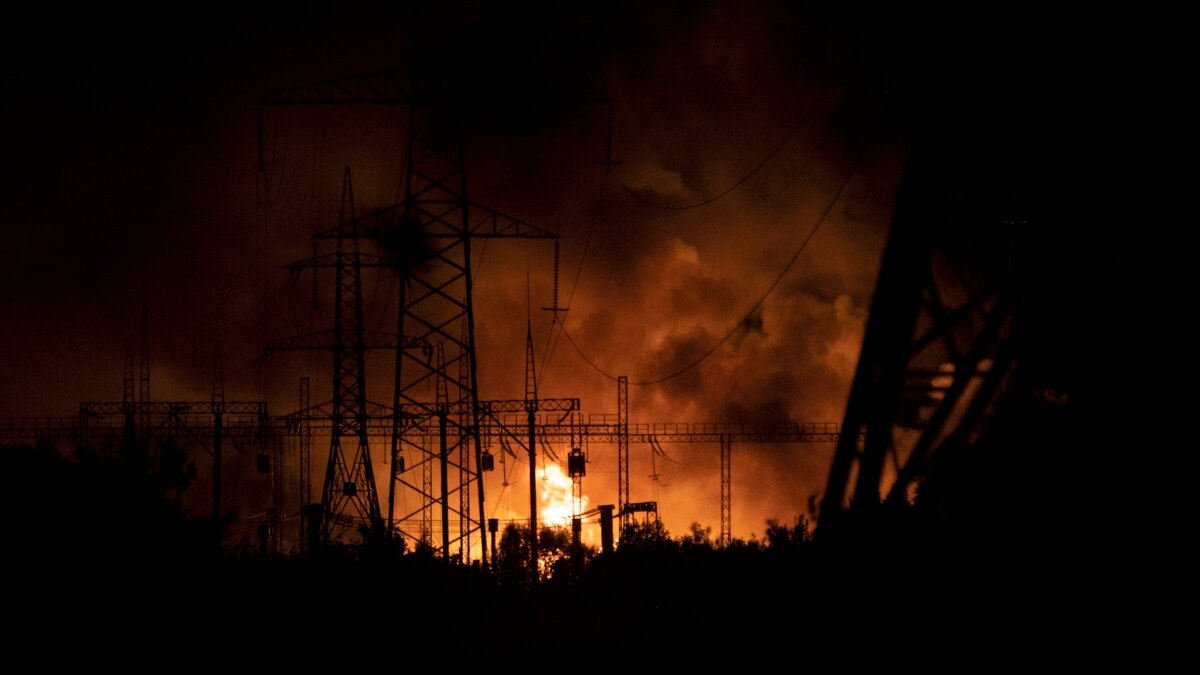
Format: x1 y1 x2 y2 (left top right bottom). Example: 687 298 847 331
4 407 842 554
76 399 270 539
261 70 558 563
818 147 1024 531
617 375 629 526
720 435 732 546
264 169 401 545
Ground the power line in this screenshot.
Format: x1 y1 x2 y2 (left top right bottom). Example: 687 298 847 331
537 171 610 390
562 151 866 386
540 93 829 389
609 91 826 211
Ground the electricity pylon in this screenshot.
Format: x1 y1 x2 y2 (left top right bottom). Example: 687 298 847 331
818 143 1026 531
260 71 558 561
262 168 427 545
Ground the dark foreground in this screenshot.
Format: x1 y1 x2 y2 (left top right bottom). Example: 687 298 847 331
3 432 1193 673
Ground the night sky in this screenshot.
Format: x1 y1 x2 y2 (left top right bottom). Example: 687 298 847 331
3 3 1195 543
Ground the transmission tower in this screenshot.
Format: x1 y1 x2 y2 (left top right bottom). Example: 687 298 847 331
818 144 1025 532
263 169 411 545
260 70 559 563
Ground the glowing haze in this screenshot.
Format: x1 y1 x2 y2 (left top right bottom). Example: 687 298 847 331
0 2 905 545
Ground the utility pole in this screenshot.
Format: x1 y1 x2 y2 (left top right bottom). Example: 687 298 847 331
139 302 151 471
617 375 629 528
122 343 136 459
458 320 472 562
436 343 451 558
525 321 539 581
212 342 224 525
720 435 731 546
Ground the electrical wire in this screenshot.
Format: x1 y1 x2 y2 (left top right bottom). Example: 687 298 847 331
610 128 790 211
561 150 867 386
540 91 828 390
262 107 294 208
608 91 826 211
537 171 609 390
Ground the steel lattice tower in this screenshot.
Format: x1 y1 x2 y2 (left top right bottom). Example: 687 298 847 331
260 71 558 562
720 435 731 546
818 144 1024 531
264 169 403 545
617 375 629 527
324 171 382 542
386 93 554 564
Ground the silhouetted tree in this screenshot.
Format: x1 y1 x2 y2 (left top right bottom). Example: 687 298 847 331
359 524 407 562
765 515 813 550
496 522 533 588
679 521 715 550
3 443 229 665
495 522 595 586
617 518 674 552
541 524 596 584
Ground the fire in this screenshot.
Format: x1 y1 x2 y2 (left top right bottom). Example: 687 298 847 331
539 463 587 526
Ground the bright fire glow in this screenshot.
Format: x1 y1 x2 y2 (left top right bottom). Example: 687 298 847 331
539 463 587 526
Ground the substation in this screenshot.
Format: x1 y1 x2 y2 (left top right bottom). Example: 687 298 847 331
0 66 1021 570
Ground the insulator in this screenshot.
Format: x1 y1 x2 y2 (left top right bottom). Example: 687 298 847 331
568 448 586 477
